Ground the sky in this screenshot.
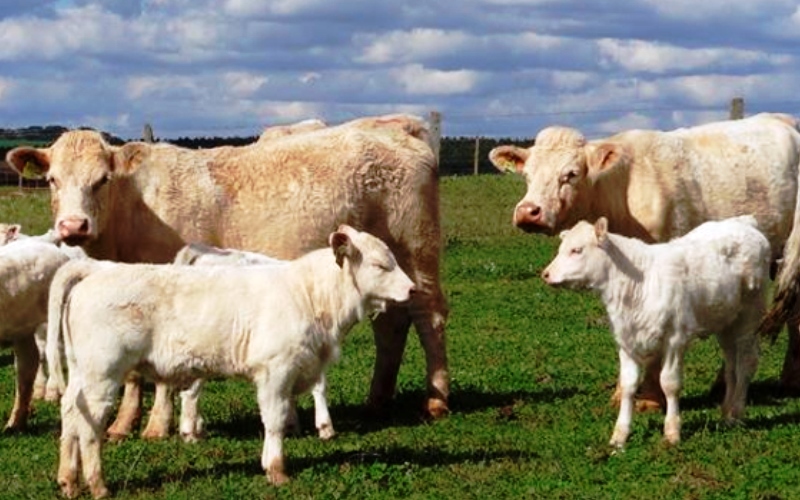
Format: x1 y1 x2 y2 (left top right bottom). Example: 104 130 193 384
2 0 800 140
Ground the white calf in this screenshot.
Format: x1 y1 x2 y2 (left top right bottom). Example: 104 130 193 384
542 216 769 447
0 237 79 430
168 242 335 442
57 226 415 498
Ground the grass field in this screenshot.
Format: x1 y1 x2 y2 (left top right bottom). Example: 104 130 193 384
1 176 800 499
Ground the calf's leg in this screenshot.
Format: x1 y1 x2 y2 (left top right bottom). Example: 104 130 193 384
659 348 684 445
179 379 205 443
58 383 82 499
254 371 292 486
6 335 39 431
611 354 665 412
77 379 119 499
610 349 639 448
32 323 48 400
312 374 335 440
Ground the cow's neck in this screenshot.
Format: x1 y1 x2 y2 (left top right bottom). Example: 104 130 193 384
90 176 186 263
588 162 658 243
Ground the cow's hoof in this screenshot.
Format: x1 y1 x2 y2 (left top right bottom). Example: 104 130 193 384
58 479 80 499
140 428 170 441
106 431 129 443
317 424 336 441
425 398 450 419
267 469 289 486
634 398 664 413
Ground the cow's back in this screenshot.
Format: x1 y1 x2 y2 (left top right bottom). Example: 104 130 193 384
612 114 800 252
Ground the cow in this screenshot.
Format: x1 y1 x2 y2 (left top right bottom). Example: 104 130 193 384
6 113 449 442
0 237 83 431
256 118 327 142
56 225 415 498
490 113 800 409
542 216 769 447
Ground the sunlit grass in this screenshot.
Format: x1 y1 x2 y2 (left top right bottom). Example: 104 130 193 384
0 178 797 499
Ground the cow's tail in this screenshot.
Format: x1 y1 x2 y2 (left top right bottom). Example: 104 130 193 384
44 260 102 402
760 117 800 339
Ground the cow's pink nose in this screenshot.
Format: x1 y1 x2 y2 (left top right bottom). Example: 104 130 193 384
58 217 90 239
514 202 544 232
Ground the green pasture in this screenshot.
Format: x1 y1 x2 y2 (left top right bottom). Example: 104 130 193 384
0 176 798 499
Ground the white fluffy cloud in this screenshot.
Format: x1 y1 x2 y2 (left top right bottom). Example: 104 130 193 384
1 0 799 138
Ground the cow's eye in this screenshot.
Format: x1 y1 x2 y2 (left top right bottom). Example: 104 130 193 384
570 247 583 255
46 176 59 189
92 176 110 191
560 170 579 184
374 262 392 272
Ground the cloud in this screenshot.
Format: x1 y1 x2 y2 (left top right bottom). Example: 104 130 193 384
393 64 480 95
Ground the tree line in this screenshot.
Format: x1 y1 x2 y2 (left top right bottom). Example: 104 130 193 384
0 130 534 180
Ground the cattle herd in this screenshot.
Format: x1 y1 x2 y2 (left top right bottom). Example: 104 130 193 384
2 112 800 497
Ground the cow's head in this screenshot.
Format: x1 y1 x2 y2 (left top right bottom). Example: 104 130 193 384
6 131 150 246
541 217 611 290
329 224 415 315
490 126 629 235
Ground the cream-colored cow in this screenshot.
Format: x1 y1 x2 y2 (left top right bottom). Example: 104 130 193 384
491 113 800 408
7 114 449 442
56 226 415 498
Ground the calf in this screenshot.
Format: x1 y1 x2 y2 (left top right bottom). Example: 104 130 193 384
57 226 414 498
542 216 769 447
169 243 333 442
0 237 81 430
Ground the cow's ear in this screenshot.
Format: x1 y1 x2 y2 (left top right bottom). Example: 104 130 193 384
558 229 569 240
330 231 353 268
489 146 530 174
112 142 151 176
586 143 626 179
6 146 51 179
594 217 609 244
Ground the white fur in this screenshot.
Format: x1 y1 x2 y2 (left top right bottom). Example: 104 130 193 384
543 215 770 447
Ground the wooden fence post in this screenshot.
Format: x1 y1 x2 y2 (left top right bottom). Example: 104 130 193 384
143 123 155 143
473 137 480 175
428 111 442 165
730 97 744 120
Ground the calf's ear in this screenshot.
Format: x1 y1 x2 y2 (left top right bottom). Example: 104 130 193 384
330 231 352 268
6 146 51 179
489 146 530 174
6 224 21 240
112 142 151 176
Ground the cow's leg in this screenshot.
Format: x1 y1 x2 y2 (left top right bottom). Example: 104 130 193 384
32 323 48 400
312 374 335 440
106 372 142 441
610 349 639 448
58 382 83 499
6 335 39 431
410 287 450 419
719 309 760 422
611 354 665 412
141 382 173 440
254 371 291 486
368 307 412 415
179 379 205 443
780 321 800 392
659 347 684 445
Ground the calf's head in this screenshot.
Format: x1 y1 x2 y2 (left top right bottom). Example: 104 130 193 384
6 130 150 246
490 126 628 235
542 217 611 290
329 225 415 314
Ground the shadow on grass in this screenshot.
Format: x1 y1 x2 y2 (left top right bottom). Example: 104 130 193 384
110 443 538 496
0 350 13 368
681 379 794 413
206 385 582 440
